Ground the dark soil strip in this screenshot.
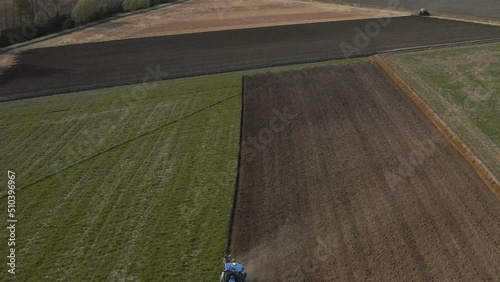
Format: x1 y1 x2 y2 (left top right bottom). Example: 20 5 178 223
1 16 500 101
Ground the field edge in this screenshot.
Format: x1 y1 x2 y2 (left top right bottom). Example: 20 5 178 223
371 54 500 199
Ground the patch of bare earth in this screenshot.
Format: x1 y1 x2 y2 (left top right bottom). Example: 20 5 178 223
20 0 406 50
231 62 500 281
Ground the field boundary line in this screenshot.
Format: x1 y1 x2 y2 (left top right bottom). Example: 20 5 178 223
432 16 500 27
378 38 500 55
225 76 244 255
370 55 500 200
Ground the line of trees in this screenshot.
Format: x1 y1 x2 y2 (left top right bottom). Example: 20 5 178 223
12 0 60 27
1 0 172 47
4 0 172 30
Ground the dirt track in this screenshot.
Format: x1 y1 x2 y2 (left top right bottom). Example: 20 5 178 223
2 17 500 101
230 62 500 281
16 0 406 50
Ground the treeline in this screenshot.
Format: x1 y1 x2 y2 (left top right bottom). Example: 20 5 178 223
0 0 174 48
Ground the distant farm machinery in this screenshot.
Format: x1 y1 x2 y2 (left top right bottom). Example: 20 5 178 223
414 8 430 16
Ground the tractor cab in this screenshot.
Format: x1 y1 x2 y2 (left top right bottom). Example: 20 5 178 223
220 259 246 282
418 8 430 16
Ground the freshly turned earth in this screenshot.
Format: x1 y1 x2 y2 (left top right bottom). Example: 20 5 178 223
230 62 500 281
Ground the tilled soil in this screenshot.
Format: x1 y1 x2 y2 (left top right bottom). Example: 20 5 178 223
2 17 500 101
230 62 500 281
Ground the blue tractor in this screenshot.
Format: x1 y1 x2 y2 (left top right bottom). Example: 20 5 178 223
220 255 246 282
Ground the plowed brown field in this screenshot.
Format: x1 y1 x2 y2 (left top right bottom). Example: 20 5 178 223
3 17 500 101
230 62 500 281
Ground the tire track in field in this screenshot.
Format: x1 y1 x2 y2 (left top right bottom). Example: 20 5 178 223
57 146 137 279
12 108 86 173
15 104 165 272
21 163 95 259
20 111 93 184
3 93 239 198
104 100 183 278
0 122 44 165
63 101 182 274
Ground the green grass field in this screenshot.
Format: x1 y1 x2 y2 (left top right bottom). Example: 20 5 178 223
386 43 500 178
0 58 361 281
0 73 242 280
